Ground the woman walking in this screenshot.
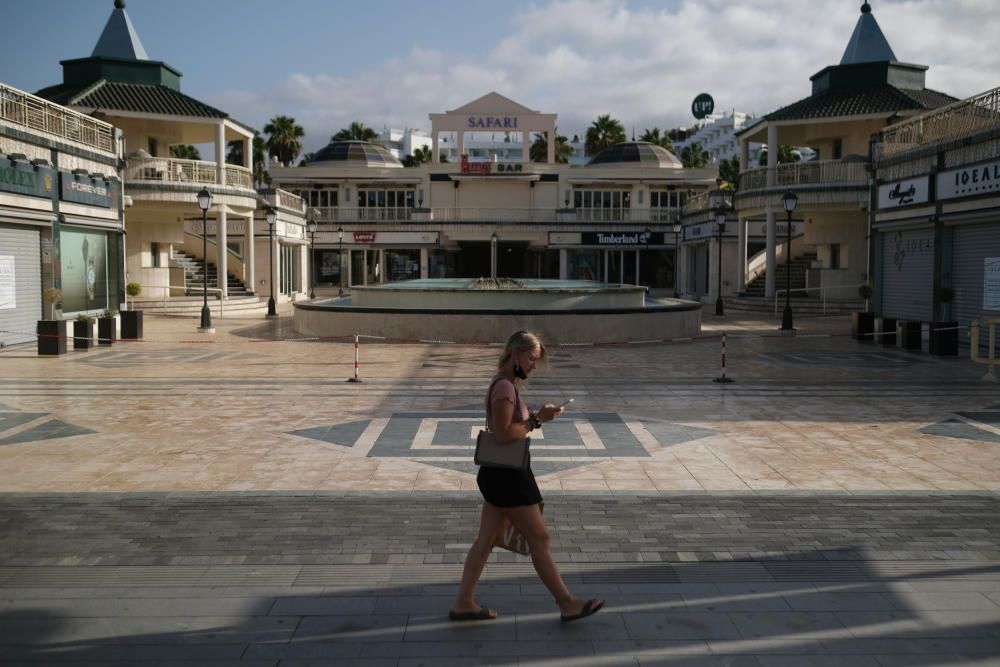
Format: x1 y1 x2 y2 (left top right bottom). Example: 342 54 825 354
450 330 604 623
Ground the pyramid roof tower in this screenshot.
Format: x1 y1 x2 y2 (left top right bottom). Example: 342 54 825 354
91 0 149 60
839 2 897 65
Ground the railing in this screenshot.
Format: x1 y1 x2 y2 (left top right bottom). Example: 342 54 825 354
259 188 306 212
138 284 225 319
738 159 868 191
124 157 253 189
306 206 685 224
878 86 1000 161
970 317 1000 382
0 82 115 153
774 282 867 316
682 190 732 216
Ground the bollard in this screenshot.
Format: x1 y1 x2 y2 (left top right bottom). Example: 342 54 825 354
347 332 362 383
713 332 734 384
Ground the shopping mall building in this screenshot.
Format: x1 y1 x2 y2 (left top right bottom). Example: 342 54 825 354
270 92 718 295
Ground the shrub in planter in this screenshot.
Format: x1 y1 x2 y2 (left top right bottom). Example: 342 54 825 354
73 314 95 350
97 308 118 346
122 283 143 340
37 288 66 356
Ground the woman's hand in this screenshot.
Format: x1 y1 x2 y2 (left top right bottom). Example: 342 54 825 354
537 403 563 424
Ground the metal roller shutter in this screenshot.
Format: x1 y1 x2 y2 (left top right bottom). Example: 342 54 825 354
951 221 1000 348
880 228 934 320
0 224 41 347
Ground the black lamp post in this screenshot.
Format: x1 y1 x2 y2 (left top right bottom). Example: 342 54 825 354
196 187 213 331
337 226 344 297
672 219 682 298
781 190 798 331
265 205 277 318
490 231 498 279
307 212 317 299
714 207 726 316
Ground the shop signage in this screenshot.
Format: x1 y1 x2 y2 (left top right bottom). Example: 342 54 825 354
691 93 715 120
354 231 376 243
581 231 662 246
60 171 115 208
878 176 929 208
467 115 518 129
937 158 1000 200
460 155 524 175
984 257 1000 310
0 255 14 309
0 160 54 199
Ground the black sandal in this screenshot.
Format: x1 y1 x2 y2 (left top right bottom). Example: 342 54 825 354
560 598 605 623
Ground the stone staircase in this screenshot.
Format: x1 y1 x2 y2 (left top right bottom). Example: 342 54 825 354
130 251 269 316
726 252 864 316
172 250 253 297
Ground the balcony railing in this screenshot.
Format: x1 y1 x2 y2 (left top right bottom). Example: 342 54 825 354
738 159 868 191
259 188 305 212
878 86 1000 161
125 157 252 189
310 207 680 224
0 82 115 153
682 190 733 216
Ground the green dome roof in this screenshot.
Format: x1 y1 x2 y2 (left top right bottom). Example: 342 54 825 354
308 140 402 168
586 141 682 168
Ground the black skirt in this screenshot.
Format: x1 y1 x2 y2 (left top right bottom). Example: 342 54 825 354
476 454 542 508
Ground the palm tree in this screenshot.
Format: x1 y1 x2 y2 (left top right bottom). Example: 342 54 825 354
640 128 674 153
169 144 201 160
298 152 316 166
680 142 711 168
263 115 305 167
758 145 802 167
402 145 433 167
332 121 378 142
585 114 626 157
529 130 573 163
226 132 268 186
718 155 740 187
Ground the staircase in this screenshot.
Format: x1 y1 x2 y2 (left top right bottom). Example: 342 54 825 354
172 250 253 297
726 252 864 316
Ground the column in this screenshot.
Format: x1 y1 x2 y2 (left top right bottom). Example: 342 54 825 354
432 132 439 164
559 249 567 279
737 217 747 291
420 248 428 279
765 124 778 299
245 215 255 294
522 132 530 163
547 129 555 164
215 122 228 299
456 130 464 161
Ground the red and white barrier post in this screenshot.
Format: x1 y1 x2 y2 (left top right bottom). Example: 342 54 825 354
347 332 362 383
713 332 734 384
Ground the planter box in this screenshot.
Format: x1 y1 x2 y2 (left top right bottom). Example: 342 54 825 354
97 317 116 346
120 310 143 340
37 320 67 356
896 320 922 351
929 321 958 356
73 320 95 350
876 317 896 346
851 311 875 341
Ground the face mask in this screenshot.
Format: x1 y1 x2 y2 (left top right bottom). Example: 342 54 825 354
513 356 528 380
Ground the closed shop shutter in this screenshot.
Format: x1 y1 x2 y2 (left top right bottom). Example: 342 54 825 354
880 228 934 320
951 221 1000 348
0 224 41 347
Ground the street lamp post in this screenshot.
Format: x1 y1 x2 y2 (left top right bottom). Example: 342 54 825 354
672 219 682 298
307 211 317 299
265 206 277 318
337 226 344 297
490 231 498 279
714 207 727 316
781 190 798 331
196 187 213 332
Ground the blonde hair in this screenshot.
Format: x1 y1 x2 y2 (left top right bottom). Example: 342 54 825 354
498 330 547 372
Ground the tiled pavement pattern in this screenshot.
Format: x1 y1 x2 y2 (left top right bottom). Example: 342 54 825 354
0 311 999 664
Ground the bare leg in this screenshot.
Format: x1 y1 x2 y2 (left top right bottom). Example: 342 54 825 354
451 502 505 615
504 504 602 617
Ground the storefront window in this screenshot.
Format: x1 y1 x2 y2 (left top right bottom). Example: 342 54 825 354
427 249 455 278
567 249 602 282
574 189 631 222
60 227 120 313
316 249 343 285
387 249 420 282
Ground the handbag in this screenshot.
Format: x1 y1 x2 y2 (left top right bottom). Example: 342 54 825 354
474 377 530 470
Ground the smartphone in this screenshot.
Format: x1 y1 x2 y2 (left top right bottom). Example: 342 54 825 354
559 398 574 410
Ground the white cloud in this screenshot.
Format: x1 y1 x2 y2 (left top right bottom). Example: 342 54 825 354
208 0 1000 154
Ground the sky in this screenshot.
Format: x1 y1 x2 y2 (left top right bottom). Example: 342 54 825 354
2 0 998 155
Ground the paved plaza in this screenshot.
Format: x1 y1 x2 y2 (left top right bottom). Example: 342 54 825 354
1 310 999 665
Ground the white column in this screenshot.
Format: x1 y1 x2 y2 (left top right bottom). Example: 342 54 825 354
740 140 750 173
345 248 352 288
522 132 530 162
559 249 567 279
432 133 439 164
245 215 255 294
215 122 228 299
457 131 464 160
546 129 555 164
420 248 428 279
737 217 747 291
765 124 778 298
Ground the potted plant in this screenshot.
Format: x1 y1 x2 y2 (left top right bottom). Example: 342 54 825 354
121 282 143 340
37 287 67 356
73 314 95 350
851 284 875 342
97 308 118 346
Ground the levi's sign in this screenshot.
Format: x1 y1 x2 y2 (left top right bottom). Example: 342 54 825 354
877 176 929 209
354 232 376 243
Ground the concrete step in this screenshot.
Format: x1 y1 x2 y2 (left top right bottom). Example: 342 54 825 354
131 295 269 317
